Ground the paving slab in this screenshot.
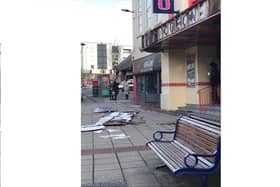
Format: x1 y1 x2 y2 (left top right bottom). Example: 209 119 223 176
94 169 124 184
119 160 146 169
94 157 118 165
94 153 116 159
95 163 121 171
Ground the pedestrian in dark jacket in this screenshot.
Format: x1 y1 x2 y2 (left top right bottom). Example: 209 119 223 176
112 80 119 100
210 62 220 104
109 81 113 100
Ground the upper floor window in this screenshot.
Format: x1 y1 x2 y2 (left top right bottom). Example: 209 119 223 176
97 44 107 69
146 0 152 27
138 0 142 33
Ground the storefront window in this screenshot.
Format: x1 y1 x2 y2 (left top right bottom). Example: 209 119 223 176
137 75 145 93
146 74 157 94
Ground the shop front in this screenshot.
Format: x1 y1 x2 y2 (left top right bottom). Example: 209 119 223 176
133 53 161 104
140 0 221 110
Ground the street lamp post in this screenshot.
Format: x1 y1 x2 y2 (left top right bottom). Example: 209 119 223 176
120 9 138 103
81 43 85 86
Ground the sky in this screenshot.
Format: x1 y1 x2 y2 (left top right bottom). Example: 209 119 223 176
0 0 133 45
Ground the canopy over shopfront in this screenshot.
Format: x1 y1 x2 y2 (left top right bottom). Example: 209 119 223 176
115 55 132 71
140 0 220 52
133 53 161 74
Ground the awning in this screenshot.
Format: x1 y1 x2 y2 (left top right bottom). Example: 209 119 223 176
133 53 161 74
115 55 132 71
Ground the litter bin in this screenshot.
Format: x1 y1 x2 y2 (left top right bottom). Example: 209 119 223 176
102 88 110 97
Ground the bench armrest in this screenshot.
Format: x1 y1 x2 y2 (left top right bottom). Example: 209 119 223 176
184 151 218 168
152 130 175 142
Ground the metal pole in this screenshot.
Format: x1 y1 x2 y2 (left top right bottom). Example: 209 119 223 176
81 43 86 86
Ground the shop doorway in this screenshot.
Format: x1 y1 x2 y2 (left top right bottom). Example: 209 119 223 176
136 72 161 103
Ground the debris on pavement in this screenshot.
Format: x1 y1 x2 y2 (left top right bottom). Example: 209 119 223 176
103 111 137 126
100 134 130 140
94 130 104 134
81 112 119 132
81 111 139 132
94 107 114 113
81 124 105 132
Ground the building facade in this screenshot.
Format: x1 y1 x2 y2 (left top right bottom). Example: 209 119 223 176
81 42 132 84
132 0 170 104
133 0 221 110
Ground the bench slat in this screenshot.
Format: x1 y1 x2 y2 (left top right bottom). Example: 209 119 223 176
148 143 178 172
178 123 219 143
177 131 217 153
148 141 212 171
149 142 191 171
172 140 214 168
176 125 218 152
181 117 221 135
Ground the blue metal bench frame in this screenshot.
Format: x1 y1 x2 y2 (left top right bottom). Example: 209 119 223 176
146 114 221 187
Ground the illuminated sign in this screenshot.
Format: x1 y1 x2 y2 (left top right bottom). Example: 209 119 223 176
153 0 174 14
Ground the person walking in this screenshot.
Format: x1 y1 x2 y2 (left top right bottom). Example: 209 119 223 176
112 80 119 100
109 81 113 100
124 79 129 100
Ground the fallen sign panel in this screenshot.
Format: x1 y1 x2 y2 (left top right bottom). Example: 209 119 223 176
81 112 120 132
81 111 137 131
103 112 136 126
103 121 127 126
94 107 114 113
81 124 105 132
100 134 130 140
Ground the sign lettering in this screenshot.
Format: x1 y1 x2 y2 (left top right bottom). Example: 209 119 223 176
158 0 170 10
153 0 174 14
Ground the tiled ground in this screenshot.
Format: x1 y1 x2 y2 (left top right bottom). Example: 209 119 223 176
81 95 220 187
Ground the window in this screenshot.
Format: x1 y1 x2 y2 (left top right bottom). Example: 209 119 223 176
138 0 142 33
146 74 157 94
137 75 145 93
97 44 107 69
146 0 152 27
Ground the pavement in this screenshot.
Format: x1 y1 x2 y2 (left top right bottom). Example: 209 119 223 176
81 91 220 187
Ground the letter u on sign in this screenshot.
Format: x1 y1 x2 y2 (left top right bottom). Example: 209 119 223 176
158 0 170 10
153 0 174 13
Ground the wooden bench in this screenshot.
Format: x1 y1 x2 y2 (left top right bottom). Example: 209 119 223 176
146 114 221 187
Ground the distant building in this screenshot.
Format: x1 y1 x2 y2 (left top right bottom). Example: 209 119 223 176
81 42 131 83
112 45 132 72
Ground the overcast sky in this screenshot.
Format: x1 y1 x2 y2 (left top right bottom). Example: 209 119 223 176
0 0 133 45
